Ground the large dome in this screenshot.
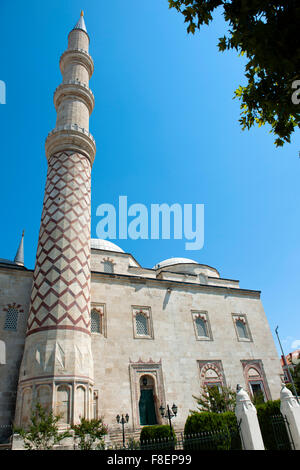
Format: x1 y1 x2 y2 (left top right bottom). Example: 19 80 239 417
91 239 125 253
153 257 199 270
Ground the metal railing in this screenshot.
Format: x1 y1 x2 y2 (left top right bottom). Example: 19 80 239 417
102 427 242 451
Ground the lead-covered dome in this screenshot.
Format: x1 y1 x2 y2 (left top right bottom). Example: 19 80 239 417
154 257 198 269
91 239 124 253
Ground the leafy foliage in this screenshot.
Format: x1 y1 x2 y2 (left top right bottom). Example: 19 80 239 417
192 384 237 413
291 362 300 395
255 399 281 450
72 417 108 450
140 425 177 451
184 411 242 449
140 424 176 442
169 0 300 146
15 403 71 450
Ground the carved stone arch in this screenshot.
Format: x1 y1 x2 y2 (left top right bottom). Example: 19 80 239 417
74 384 87 423
20 387 32 429
241 360 270 401
198 360 226 389
129 359 165 430
36 384 52 412
55 384 71 425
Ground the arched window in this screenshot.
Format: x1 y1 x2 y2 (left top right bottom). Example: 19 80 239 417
4 305 19 331
56 385 70 424
236 320 248 339
132 307 153 339
195 317 208 338
242 362 268 403
91 309 102 333
232 314 251 341
136 313 148 336
192 311 211 340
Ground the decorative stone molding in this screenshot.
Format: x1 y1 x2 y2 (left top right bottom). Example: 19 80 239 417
232 313 252 342
59 48 94 78
3 302 23 314
198 360 226 388
192 311 212 341
54 82 95 115
241 359 270 401
45 126 96 164
129 359 165 430
132 306 153 339
91 303 106 336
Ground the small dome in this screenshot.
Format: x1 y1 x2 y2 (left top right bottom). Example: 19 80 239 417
153 257 198 270
91 239 124 253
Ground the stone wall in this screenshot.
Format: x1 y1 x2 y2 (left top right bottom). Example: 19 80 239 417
90 271 283 432
0 268 32 439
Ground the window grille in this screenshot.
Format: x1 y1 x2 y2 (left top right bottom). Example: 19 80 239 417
91 309 101 333
103 261 114 273
4 307 19 331
136 313 148 336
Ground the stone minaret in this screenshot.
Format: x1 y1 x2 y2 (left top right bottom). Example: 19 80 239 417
14 12 96 428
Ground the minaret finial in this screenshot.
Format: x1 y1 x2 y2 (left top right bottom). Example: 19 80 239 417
14 230 25 267
71 11 87 34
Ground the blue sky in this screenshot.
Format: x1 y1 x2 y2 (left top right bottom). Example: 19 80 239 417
0 1 299 357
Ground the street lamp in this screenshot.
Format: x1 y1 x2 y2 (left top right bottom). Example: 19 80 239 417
275 326 299 404
116 413 129 448
159 403 178 431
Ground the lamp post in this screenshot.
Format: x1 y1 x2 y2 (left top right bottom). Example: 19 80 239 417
159 403 178 431
275 326 299 404
116 413 129 448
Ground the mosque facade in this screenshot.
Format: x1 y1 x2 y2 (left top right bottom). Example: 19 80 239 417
0 13 283 442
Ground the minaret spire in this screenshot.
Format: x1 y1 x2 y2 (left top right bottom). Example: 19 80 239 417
15 14 96 429
72 10 87 34
14 230 24 266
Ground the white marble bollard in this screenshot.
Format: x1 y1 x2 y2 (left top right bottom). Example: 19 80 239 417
235 385 265 450
280 383 300 450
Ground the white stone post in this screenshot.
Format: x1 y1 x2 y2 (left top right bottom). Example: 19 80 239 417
235 385 265 450
280 384 300 450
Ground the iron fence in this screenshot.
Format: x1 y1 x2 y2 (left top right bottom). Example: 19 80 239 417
105 427 242 451
270 414 295 450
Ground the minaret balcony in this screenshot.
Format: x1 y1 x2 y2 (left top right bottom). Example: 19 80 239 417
45 124 96 165
53 81 95 115
59 48 94 78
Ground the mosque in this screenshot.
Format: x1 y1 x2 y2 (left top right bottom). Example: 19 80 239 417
0 13 283 443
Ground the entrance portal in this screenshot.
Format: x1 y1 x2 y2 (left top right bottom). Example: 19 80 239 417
139 375 157 425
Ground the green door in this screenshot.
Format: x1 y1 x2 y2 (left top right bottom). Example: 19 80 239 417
139 389 157 425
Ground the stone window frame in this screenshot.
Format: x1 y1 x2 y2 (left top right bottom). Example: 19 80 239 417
132 306 154 340
3 303 24 332
197 360 226 390
102 257 115 274
241 360 270 402
191 310 213 341
90 303 107 337
129 358 165 430
232 313 252 342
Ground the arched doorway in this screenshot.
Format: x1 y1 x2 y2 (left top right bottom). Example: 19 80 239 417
139 375 157 426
